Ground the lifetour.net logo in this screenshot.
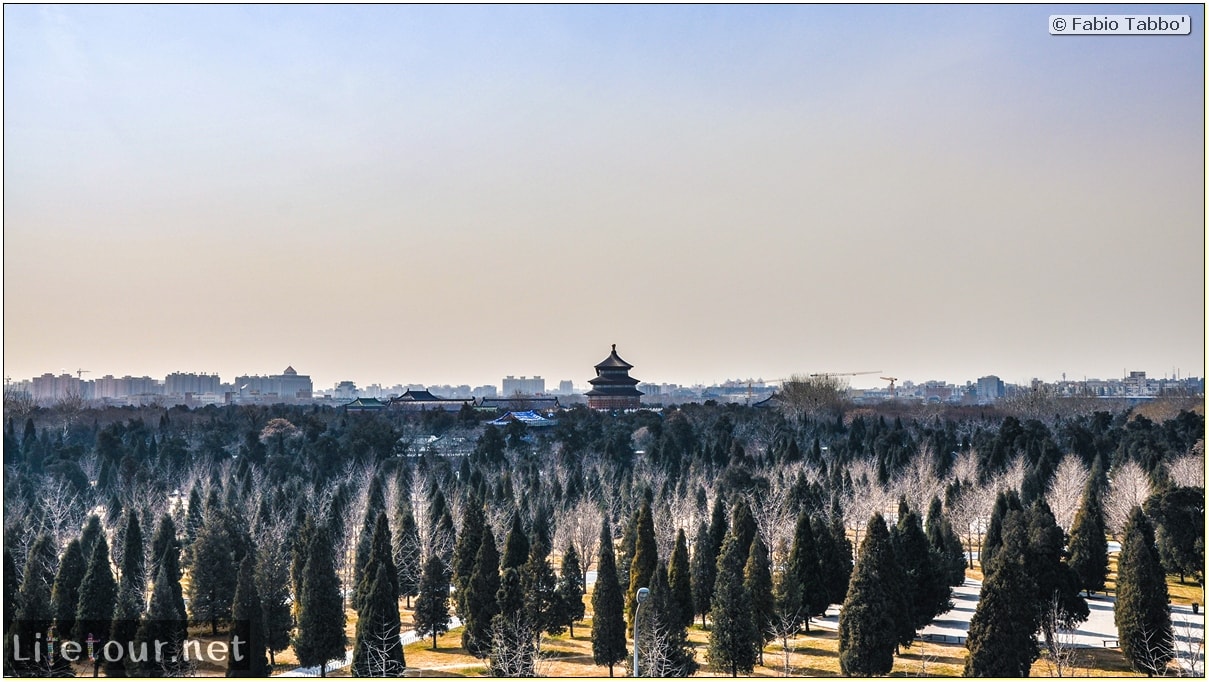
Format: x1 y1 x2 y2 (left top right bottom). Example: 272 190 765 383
8 622 249 671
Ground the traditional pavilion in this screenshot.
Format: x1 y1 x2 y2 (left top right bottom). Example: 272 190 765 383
586 344 643 410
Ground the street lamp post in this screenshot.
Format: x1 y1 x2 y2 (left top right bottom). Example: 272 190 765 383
633 587 650 678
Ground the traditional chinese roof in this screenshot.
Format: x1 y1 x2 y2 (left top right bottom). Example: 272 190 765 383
344 397 387 410
595 344 634 370
487 410 557 427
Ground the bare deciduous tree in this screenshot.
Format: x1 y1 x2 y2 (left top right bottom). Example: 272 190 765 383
1165 446 1205 489
1047 454 1090 533
1105 460 1152 537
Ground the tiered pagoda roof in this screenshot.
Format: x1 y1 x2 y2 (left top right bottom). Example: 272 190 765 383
586 345 643 409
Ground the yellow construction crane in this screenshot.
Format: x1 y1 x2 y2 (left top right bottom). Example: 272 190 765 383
881 376 898 398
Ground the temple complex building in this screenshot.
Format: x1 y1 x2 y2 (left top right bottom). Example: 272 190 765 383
586 344 643 410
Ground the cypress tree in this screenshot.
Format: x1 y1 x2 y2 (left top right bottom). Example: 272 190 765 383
523 528 560 644
891 504 951 647
925 497 968 587
413 554 450 650
743 534 775 665
119 512 146 604
227 555 269 677
500 511 530 571
1115 507 1173 675
137 557 188 676
50 538 86 640
787 511 822 629
109 513 148 677
256 541 293 668
490 566 536 676
1024 500 1088 647
626 499 659 637
351 496 379 613
293 522 347 677
640 561 698 677
729 500 758 559
964 512 1042 676
394 507 422 608
351 563 405 677
667 529 694 630
707 531 757 676
80 514 103 567
76 534 117 678
289 506 311 620
591 517 627 676
815 515 853 609
981 489 1022 571
451 495 486 619
555 544 586 638
355 512 397 617
837 514 904 676
690 521 716 628
461 531 500 659
617 509 638 593
13 536 56 675
189 509 237 635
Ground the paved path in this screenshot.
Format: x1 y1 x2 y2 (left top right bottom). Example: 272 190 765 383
278 616 463 677
812 577 1204 655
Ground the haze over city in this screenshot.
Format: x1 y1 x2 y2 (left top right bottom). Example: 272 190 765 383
4 4 1204 391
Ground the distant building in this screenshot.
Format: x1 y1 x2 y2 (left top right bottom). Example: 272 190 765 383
388 389 474 412
164 372 221 396
479 396 561 412
235 366 313 401
557 380 575 395
344 397 387 412
976 375 1005 403
502 375 545 396
334 381 359 401
474 385 499 398
586 345 643 410
487 410 558 428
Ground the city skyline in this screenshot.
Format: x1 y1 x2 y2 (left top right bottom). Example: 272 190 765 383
5 4 1204 392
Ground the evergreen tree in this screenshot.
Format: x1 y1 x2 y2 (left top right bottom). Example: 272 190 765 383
787 511 822 629
490 566 537 676
289 506 311 621
626 499 659 637
1144 486 1205 583
451 495 486 619
639 561 698 677
293 523 347 677
743 534 775 665
76 534 118 677
981 489 1022 570
413 554 450 649
136 557 188 676
729 499 758 559
815 515 853 609
50 538 86 640
227 555 269 677
256 540 293 668
707 531 757 676
891 504 951 647
837 514 905 676
1024 501 1088 646
554 544 586 638
964 513 1042 676
591 517 627 676
189 508 237 634
461 530 500 659
1115 507 1173 675
103 513 147 676
13 535 56 675
355 512 397 618
351 563 405 677
617 509 638 594
119 512 146 604
394 507 422 608
666 529 694 630
500 511 530 571
690 521 716 628
80 514 103 567
925 497 968 587
523 528 560 644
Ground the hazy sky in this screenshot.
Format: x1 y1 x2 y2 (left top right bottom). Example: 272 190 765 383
4 4 1204 390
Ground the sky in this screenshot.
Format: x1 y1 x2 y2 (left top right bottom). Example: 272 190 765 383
4 4 1205 391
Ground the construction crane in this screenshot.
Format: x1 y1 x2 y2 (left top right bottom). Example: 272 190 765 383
76 369 90 380
881 376 898 398
809 370 882 379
